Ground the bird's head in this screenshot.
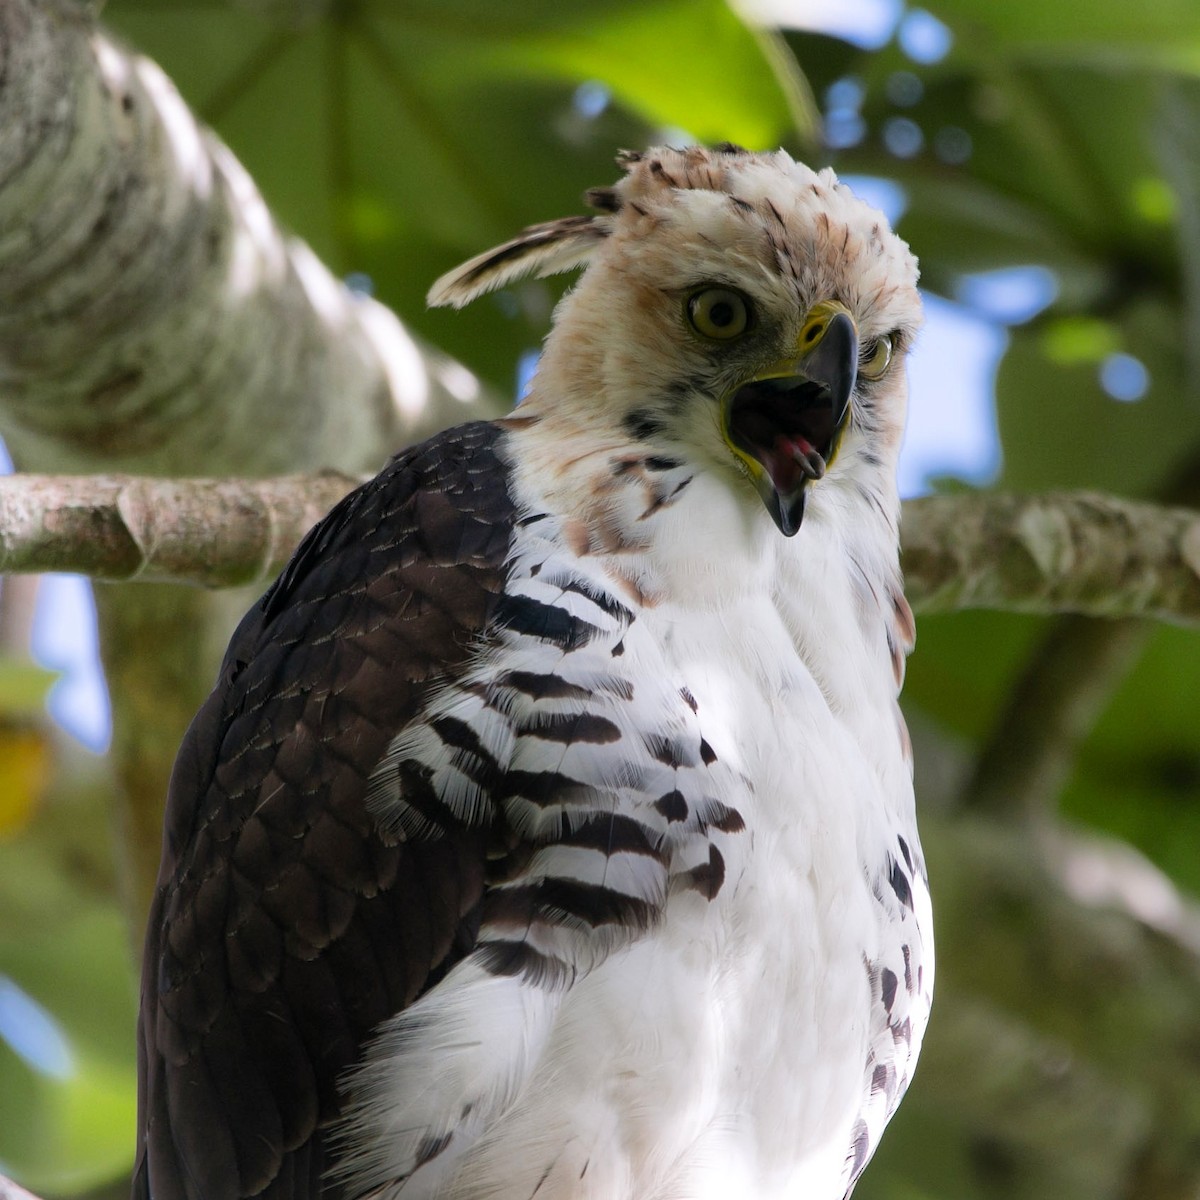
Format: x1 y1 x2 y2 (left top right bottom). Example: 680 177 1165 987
428 145 921 536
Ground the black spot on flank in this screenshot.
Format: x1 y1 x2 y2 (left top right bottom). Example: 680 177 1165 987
644 734 694 769
880 967 898 1013
699 738 717 765
728 194 754 214
565 813 662 858
414 1132 453 1168
519 511 552 527
486 879 656 931
501 671 590 702
897 835 913 871
847 1117 871 1179
611 640 625 657
533 711 622 745
706 802 745 834
475 940 574 990
872 1063 893 1095
655 790 688 823
431 714 489 759
494 593 597 651
530 561 543 577
715 141 749 155
645 455 682 471
681 845 725 900
557 574 632 623
902 944 914 992
498 769 591 809
530 1162 555 1199
888 858 914 911
680 686 698 713
623 409 666 441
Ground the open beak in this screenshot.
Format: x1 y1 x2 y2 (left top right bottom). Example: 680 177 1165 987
721 303 858 536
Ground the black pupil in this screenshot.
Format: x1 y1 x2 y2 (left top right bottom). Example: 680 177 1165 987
709 299 735 327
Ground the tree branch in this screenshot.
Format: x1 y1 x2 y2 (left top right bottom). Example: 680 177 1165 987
948 443 1200 822
3 479 1199 622
0 0 500 477
900 489 1200 624
0 472 361 586
0 0 504 924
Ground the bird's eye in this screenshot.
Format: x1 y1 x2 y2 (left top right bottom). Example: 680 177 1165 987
859 334 894 380
687 288 752 340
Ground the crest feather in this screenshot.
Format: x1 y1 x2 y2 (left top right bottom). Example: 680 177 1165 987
427 215 607 309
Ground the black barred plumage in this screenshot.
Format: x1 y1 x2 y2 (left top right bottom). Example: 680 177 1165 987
136 418 752 1198
136 145 933 1200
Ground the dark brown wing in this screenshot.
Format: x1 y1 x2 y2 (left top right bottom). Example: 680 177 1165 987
133 422 518 1200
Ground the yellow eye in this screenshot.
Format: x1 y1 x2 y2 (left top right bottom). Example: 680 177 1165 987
860 333 894 380
687 288 751 340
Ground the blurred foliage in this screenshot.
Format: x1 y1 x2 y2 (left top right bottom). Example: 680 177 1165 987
108 0 811 397
0 662 136 1195
5 0 1199 1194
0 659 55 836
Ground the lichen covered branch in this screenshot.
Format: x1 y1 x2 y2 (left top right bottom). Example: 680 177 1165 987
4 480 1200 624
901 490 1200 625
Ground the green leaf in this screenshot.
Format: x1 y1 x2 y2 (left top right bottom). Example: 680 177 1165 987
0 909 137 1192
107 0 811 394
995 297 1196 497
0 659 55 718
925 0 1200 64
501 0 813 147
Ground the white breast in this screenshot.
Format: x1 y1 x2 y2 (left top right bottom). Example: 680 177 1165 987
435 484 931 1199
359 444 933 1200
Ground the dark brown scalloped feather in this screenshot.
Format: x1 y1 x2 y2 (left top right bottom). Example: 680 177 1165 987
133 422 517 1200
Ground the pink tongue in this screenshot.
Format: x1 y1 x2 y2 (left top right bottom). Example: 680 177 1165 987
762 434 827 494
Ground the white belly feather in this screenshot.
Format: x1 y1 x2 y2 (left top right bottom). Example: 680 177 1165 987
441 597 928 1199
348 466 932 1200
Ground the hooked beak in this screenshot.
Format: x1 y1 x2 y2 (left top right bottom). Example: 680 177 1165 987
721 303 858 536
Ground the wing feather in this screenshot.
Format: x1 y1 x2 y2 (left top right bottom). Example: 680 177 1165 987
134 422 517 1199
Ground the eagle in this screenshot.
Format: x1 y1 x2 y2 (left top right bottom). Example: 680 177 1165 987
134 144 933 1200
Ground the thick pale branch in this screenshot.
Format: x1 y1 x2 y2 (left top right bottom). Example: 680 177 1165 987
901 489 1200 624
0 472 361 586
0 0 500 477
4 480 1200 623
936 451 1200 822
